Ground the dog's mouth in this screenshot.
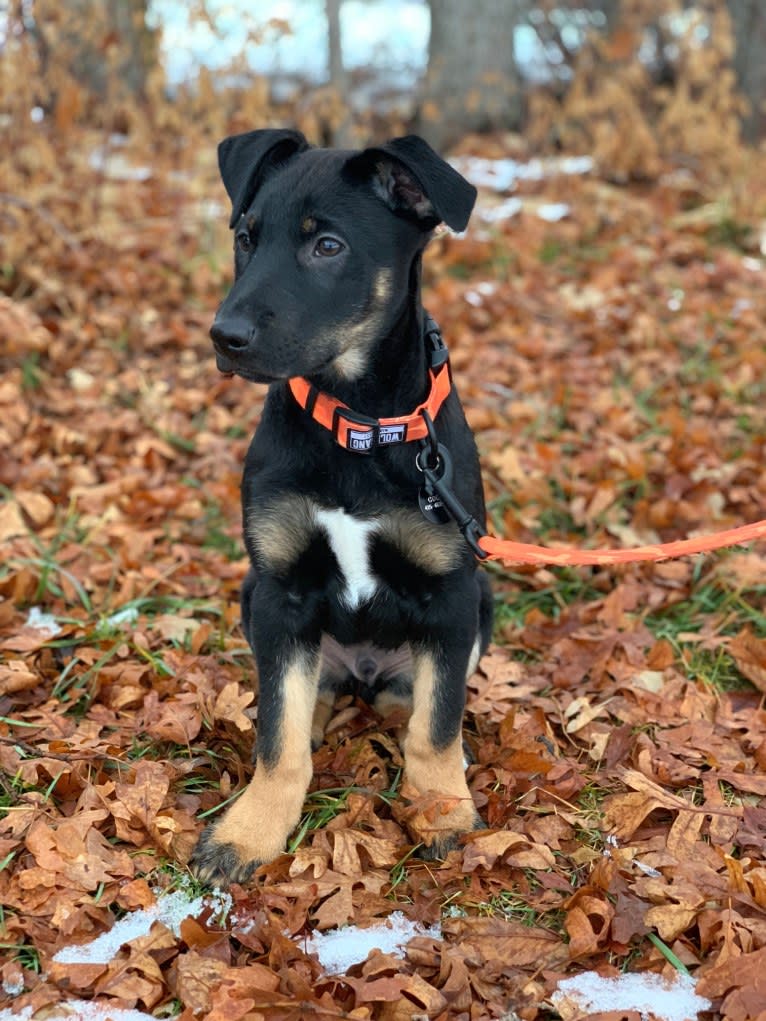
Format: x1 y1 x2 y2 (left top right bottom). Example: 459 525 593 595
225 367 280 384
213 349 340 386
214 351 281 384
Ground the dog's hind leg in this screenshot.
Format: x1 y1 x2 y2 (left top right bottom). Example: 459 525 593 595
311 682 337 751
191 645 319 886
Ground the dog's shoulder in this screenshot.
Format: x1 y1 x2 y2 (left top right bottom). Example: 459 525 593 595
245 493 464 579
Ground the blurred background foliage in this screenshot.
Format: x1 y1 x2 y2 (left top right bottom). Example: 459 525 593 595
2 0 765 309
1 0 764 170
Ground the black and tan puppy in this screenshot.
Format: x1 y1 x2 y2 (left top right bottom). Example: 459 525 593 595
191 129 493 885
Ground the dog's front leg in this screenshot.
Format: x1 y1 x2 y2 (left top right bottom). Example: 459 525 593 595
191 641 319 886
403 619 483 858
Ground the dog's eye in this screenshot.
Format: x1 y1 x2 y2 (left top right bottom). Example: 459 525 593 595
314 236 344 257
236 232 252 253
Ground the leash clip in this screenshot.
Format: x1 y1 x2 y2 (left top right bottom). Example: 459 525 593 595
416 414 489 559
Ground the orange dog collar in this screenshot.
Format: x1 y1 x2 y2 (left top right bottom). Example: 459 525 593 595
288 317 451 454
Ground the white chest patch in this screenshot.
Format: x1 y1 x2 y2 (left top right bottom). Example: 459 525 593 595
314 508 379 609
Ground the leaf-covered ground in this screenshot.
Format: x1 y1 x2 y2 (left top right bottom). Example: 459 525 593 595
1 132 766 1020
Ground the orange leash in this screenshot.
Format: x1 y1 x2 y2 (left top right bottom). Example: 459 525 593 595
287 315 765 569
477 518 766 567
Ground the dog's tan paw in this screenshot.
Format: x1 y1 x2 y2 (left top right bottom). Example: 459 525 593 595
188 761 310 887
417 812 486 861
189 825 260 888
418 832 462 861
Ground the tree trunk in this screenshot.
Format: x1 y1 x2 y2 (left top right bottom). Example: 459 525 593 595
326 0 346 91
417 0 525 151
727 0 766 141
593 0 620 35
35 0 158 100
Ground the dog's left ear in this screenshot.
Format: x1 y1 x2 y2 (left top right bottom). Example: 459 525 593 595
344 135 477 232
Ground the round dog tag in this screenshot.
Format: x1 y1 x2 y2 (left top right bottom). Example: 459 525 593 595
418 486 451 524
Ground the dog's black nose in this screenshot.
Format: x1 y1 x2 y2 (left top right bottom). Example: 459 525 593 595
210 317 253 353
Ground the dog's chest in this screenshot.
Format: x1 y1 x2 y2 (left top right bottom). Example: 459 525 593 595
247 495 461 610
314 508 378 608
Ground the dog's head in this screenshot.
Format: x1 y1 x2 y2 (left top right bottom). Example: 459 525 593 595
209 130 476 383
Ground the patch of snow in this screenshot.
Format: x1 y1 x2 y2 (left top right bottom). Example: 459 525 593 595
602 833 619 857
731 297 754 318
67 368 96 392
453 154 594 193
443 904 468 918
634 859 663 878
52 887 221 965
559 155 596 176
480 197 524 223
0 1002 159 1021
302 911 441 974
536 202 571 222
25 607 62 636
204 886 233 925
88 149 152 181
156 888 208 934
100 606 140 630
603 833 662 877
230 911 257 935
479 198 574 224
195 198 227 221
458 157 535 192
552 971 712 1021
1 976 24 997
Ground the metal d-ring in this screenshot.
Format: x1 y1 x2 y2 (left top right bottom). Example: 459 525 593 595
418 408 440 471
415 447 442 473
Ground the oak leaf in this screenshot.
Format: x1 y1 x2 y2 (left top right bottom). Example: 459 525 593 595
728 628 766 692
16 490 55 527
213 680 255 731
142 694 203 744
462 830 556 872
152 613 201 643
0 659 39 694
565 894 614 958
330 829 400 875
442 916 567 968
697 944 766 1000
0 500 27 541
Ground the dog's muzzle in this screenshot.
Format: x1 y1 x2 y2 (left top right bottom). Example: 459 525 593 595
210 319 276 381
210 317 255 357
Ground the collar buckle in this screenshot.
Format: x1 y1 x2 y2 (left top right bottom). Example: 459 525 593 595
424 315 449 370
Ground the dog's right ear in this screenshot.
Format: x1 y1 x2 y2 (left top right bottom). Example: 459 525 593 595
217 129 309 228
